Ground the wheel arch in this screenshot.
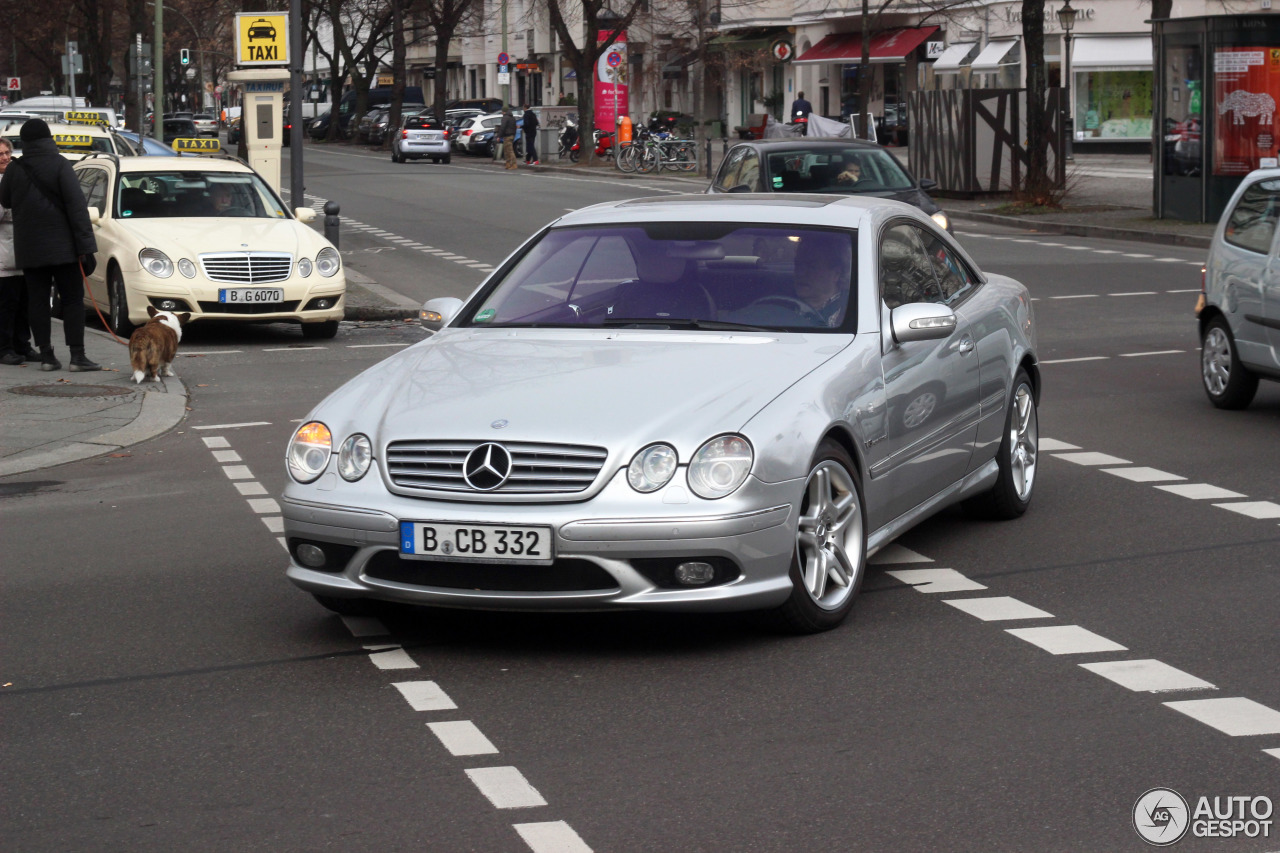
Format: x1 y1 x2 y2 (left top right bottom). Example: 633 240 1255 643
819 424 867 485
1019 354 1041 404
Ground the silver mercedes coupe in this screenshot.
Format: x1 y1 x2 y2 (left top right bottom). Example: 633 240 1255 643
282 195 1039 633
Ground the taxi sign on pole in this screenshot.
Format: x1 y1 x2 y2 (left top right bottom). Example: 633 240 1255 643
53 134 94 149
235 13 288 66
65 110 107 126
172 137 221 153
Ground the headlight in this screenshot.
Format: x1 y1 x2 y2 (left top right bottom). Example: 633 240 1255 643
316 247 341 277
296 256 313 277
139 248 173 277
337 433 372 482
930 211 950 231
627 443 677 493
177 258 196 278
287 421 332 483
687 435 753 499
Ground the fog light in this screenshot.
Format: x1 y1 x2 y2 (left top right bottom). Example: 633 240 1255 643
297 543 327 568
315 298 331 309
158 299 179 310
674 561 715 586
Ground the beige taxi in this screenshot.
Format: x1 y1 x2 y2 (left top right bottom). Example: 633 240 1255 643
71 144 345 338
0 117 138 158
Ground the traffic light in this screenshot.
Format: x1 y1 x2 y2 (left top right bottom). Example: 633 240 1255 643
180 48 190 66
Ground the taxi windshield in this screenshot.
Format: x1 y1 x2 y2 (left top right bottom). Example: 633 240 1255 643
116 171 288 219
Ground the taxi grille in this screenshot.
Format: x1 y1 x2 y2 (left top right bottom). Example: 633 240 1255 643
199 252 293 284
386 440 608 495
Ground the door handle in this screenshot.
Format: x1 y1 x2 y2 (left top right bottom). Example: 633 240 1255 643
958 336 975 355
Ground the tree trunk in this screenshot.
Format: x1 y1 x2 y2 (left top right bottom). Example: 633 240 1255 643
1022 0 1051 200
433 36 450 122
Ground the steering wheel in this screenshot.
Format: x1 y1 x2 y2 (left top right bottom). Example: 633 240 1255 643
744 295 826 324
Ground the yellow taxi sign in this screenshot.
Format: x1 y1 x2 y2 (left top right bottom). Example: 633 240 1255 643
172 137 221 153
53 134 94 148
65 111 107 126
235 12 288 65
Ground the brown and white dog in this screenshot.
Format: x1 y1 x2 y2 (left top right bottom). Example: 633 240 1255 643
129 306 190 384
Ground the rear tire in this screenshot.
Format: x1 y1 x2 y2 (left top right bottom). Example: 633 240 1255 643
301 320 340 340
964 369 1037 519
1201 317 1259 409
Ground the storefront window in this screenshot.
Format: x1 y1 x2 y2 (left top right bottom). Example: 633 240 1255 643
1075 70 1153 139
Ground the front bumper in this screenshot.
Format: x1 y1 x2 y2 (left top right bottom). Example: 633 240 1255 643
283 464 800 613
123 270 346 325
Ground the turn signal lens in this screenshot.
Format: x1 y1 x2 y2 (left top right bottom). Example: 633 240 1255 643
287 421 332 483
687 435 753 499
337 434 373 482
627 443 678 493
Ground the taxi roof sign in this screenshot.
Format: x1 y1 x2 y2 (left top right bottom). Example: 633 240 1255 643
53 134 94 148
235 13 288 66
65 111 108 126
172 137 221 153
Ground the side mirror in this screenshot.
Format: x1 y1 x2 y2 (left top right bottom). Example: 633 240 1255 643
87 207 101 225
420 296 464 332
890 302 957 345
918 178 938 192
294 207 317 223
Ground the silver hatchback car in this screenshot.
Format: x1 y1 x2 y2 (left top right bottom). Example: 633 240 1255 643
282 195 1039 633
391 113 451 164
1199 169 1280 408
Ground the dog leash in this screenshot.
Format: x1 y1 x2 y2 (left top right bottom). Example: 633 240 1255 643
80 258 128 346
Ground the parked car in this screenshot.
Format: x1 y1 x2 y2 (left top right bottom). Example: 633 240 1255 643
71 155 345 338
355 108 385 144
308 110 332 139
369 104 426 145
457 112 522 156
281 194 1039 633
708 138 952 232
226 117 242 145
191 114 219 136
876 103 908 147
162 118 200 145
116 130 180 156
391 114 451 164
2 120 137 158
1198 168 1280 408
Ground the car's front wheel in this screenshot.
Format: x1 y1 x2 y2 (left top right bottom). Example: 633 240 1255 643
1201 317 1259 409
772 439 866 634
965 369 1037 519
108 268 134 337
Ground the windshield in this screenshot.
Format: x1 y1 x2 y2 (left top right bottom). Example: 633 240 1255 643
765 147 915 192
465 223 856 332
116 171 288 219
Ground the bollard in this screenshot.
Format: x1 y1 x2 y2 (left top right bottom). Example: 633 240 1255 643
324 201 340 249
705 138 712 179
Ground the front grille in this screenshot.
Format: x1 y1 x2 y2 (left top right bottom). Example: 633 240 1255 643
386 440 608 495
364 551 619 592
199 252 294 284
198 300 300 315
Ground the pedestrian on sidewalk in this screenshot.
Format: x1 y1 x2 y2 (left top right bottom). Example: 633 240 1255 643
522 105 540 165
498 107 518 170
0 138 36 366
0 119 100 372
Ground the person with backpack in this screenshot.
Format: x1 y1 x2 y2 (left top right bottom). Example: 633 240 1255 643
0 119 99 372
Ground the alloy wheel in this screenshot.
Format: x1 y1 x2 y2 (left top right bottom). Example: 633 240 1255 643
796 460 863 610
1202 325 1231 396
1009 383 1037 501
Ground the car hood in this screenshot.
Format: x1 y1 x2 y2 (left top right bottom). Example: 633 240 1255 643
117 216 311 254
843 186 940 214
320 329 850 456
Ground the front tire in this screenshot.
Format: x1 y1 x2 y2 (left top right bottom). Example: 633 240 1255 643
772 439 867 634
301 320 340 340
964 369 1037 519
312 594 380 616
108 268 134 337
1201 317 1259 409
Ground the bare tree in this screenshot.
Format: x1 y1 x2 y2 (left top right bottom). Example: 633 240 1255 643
308 0 395 140
414 0 479 123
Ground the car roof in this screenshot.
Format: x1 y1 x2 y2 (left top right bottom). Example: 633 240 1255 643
112 156 254 174
554 193 925 230
3 120 116 138
731 138 890 152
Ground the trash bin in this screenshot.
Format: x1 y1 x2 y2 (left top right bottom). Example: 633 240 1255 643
540 126 559 161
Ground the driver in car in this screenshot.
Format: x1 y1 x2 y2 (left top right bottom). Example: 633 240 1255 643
207 183 251 217
835 158 865 185
793 237 850 327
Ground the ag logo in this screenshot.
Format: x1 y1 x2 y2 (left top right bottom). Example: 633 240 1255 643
1134 788 1190 846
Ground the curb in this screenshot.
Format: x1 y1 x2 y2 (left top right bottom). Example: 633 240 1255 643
345 307 420 322
949 210 1213 250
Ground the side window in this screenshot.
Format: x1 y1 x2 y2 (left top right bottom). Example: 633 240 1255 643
879 223 941 308
917 230 977 304
77 168 108 212
737 153 763 192
714 147 747 191
1224 180 1280 254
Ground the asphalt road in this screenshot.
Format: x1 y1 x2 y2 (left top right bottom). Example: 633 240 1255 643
2 146 1277 853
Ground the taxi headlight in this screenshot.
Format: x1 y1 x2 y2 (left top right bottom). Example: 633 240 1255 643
627 443 677 493
296 257 313 277
687 435 753 499
337 434 372 482
316 247 341 277
287 421 332 483
177 258 197 278
139 248 173 278
931 211 950 231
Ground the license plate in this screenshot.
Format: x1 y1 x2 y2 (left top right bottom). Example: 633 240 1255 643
414 132 441 141
399 521 553 564
219 288 284 304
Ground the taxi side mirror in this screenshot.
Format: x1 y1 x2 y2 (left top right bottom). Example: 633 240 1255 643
294 207 317 223
87 207 101 225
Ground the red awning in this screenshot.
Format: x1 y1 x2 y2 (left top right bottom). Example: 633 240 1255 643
794 26 939 65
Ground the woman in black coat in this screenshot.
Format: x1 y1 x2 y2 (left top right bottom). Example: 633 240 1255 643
0 118 100 371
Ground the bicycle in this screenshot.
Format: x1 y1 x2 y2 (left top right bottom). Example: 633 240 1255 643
635 133 698 174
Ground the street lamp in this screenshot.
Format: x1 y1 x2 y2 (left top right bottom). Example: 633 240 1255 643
1057 0 1077 160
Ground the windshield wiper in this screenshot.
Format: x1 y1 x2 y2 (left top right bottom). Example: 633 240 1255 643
601 318 784 332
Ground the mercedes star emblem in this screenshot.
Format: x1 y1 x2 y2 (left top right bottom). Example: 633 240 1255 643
463 443 512 491
491 419 509 429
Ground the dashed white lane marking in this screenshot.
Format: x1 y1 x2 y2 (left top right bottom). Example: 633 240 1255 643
234 481 268 496
1109 291 1158 296
222 465 254 479
1119 349 1185 357
247 498 281 514
1080 660 1216 693
394 680 458 711
262 517 284 533
347 343 410 349
1168 288 1201 292
1100 467 1186 483
885 568 986 593
1006 625 1128 655
1164 698 1280 736
1156 483 1247 500
1053 451 1131 466
514 822 594 853
1122 253 1154 258
1038 438 1080 452
366 646 420 670
195 421 271 430
869 543 933 564
201 436 230 448
1214 501 1280 519
263 346 326 352
1041 356 1109 364
429 721 501 756
943 596 1054 621
1049 294 1099 299
465 766 548 809
340 615 389 637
